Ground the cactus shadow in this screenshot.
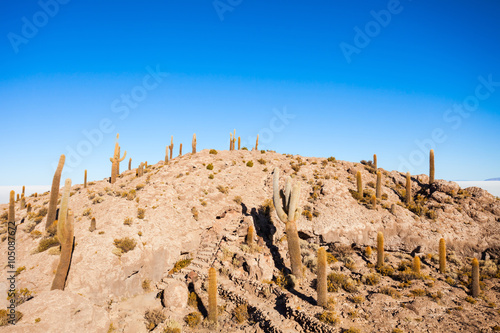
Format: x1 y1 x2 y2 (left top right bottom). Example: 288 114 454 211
248 206 289 275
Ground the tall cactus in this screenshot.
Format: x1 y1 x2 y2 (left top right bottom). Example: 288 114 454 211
439 238 446 273
429 149 435 185
255 134 259 151
128 158 132 171
377 231 384 268
165 146 169 164
229 133 233 150
376 170 382 199
317 247 327 308
373 154 377 170
89 217 96 232
8 190 15 223
273 168 303 279
356 171 363 198
192 133 197 154
84 169 87 188
371 194 377 208
19 194 25 209
51 178 74 291
46 154 65 231
22 186 25 196
405 172 411 204
238 137 241 150
179 143 183 157
110 134 126 184
208 267 217 323
471 258 480 298
169 136 174 160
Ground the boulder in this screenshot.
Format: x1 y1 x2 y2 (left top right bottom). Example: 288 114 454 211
161 279 188 311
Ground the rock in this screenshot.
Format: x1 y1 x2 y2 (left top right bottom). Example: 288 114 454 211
257 254 274 281
431 180 460 195
161 279 188 311
4 290 110 333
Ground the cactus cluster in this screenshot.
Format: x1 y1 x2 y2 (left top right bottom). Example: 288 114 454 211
273 168 303 279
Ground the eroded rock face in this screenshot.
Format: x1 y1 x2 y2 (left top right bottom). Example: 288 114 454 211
431 179 460 194
161 279 188 311
3 290 110 333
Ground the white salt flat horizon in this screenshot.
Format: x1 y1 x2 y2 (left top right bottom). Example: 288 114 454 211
0 185 51 205
454 181 500 197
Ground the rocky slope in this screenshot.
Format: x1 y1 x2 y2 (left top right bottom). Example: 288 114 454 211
1 149 499 332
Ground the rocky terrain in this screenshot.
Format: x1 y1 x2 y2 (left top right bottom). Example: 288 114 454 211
1 147 500 332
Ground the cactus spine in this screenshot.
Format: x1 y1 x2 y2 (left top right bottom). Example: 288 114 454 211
439 238 446 273
376 171 382 199
8 191 15 223
377 231 384 268
317 247 327 308
51 178 74 291
429 149 435 184
356 171 363 198
247 225 254 245
89 217 96 232
405 172 411 204
46 154 65 231
208 267 217 323
84 169 87 188
273 168 303 279
413 256 421 275
110 134 126 184
373 154 377 170
179 143 183 156
255 134 259 151
192 133 197 154
471 258 480 297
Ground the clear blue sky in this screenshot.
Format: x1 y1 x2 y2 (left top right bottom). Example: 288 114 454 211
1 0 499 188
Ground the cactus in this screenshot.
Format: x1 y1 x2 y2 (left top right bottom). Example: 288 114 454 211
429 149 435 184
51 178 74 291
356 171 363 198
405 172 411 204
165 145 169 164
208 267 217 323
19 194 25 209
373 154 377 170
138 162 144 177
371 194 377 208
22 185 25 196
317 247 327 308
109 134 126 184
27 203 32 213
192 133 197 154
128 158 132 171
377 231 384 268
238 137 241 150
413 256 421 275
246 225 254 245
229 133 233 150
471 258 480 297
365 246 372 258
376 171 382 199
169 136 174 160
179 143 183 157
8 190 15 223
89 217 96 232
255 134 259 151
439 238 446 273
46 154 65 231
273 168 303 279
84 169 87 188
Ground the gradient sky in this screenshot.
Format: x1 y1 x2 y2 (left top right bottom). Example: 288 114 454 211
1 0 499 191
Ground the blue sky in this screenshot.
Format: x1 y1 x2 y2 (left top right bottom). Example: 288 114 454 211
1 0 500 191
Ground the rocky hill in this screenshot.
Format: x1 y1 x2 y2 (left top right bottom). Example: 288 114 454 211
1 148 499 332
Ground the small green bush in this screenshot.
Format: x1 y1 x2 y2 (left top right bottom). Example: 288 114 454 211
209 149 218 154
114 237 137 253
184 312 202 328
206 163 214 170
246 161 253 167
